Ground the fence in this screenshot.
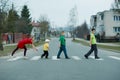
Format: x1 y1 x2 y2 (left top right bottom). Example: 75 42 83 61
1 33 27 44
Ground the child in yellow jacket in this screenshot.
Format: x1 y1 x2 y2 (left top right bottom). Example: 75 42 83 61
41 39 50 59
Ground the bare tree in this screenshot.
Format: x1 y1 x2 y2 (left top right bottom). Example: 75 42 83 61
68 6 78 40
112 0 120 9
0 0 10 12
111 0 120 13
39 15 50 40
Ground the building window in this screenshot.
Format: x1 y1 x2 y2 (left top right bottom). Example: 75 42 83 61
113 27 120 33
99 14 104 20
113 27 117 32
114 15 120 21
118 27 120 32
116 16 118 21
114 16 116 21
101 15 104 20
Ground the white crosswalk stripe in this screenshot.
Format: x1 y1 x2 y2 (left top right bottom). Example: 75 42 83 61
30 56 41 60
109 56 120 60
52 56 60 60
89 56 104 60
7 56 23 61
89 56 95 59
71 56 81 60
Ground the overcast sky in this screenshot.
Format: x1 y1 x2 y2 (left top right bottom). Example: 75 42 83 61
12 0 113 27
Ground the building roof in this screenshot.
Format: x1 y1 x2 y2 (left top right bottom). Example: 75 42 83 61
30 21 40 27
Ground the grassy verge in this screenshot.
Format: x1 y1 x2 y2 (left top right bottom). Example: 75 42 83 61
0 41 44 57
73 39 120 53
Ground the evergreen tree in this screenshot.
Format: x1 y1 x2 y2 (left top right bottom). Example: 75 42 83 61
20 5 32 34
21 5 31 23
6 4 19 32
6 4 19 43
75 21 89 39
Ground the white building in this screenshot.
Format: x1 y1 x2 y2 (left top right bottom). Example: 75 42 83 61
30 21 40 42
90 9 120 39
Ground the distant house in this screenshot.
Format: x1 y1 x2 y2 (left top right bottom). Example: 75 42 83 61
90 9 120 41
30 21 40 42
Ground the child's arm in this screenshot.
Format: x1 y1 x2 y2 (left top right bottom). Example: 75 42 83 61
89 36 92 46
47 44 49 50
31 44 38 51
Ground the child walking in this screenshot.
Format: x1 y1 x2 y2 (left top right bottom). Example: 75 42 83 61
84 28 100 59
41 39 50 59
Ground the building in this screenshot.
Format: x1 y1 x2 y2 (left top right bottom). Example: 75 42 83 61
30 21 40 42
90 9 120 40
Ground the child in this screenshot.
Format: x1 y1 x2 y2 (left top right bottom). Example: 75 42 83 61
84 28 100 59
57 31 70 59
11 34 38 58
41 39 50 59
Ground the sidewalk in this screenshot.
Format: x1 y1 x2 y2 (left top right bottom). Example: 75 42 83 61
76 38 120 47
3 43 17 47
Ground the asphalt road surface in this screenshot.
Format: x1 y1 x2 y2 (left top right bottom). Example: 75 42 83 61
0 38 120 80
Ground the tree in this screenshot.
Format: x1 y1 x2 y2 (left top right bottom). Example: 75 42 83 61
0 10 4 50
21 5 31 23
0 0 10 50
5 4 19 43
0 0 9 12
20 5 32 34
68 6 78 39
112 0 120 9
39 15 50 40
111 0 120 12
75 21 89 39
6 4 19 32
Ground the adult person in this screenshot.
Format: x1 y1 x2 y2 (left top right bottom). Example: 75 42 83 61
57 31 70 59
84 28 100 59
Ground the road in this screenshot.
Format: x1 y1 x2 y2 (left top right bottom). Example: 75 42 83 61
0 38 120 80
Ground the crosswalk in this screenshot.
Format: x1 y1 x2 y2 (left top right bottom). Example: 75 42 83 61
5 55 120 62
109 56 120 60
71 56 81 60
89 56 104 60
30 56 41 60
7 56 23 61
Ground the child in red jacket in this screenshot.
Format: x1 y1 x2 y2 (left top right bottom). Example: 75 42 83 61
11 34 37 57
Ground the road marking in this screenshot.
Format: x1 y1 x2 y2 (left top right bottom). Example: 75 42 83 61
52 56 60 60
30 56 41 60
109 56 120 60
7 56 23 61
89 56 95 59
71 56 81 60
0 56 9 59
89 56 103 60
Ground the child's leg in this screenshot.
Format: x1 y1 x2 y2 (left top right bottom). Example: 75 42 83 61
23 46 27 56
11 47 19 56
41 51 46 58
45 51 49 58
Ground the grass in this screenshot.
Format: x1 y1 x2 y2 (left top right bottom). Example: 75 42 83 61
73 39 120 53
0 46 16 56
0 41 44 57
